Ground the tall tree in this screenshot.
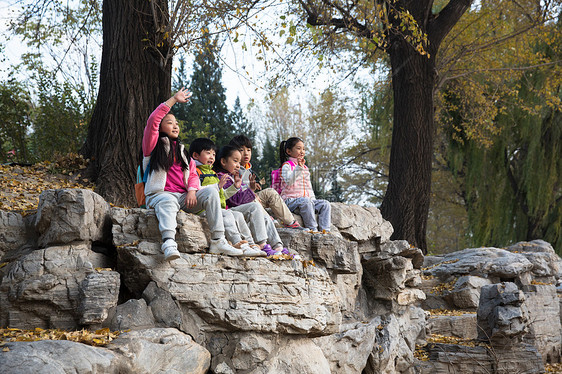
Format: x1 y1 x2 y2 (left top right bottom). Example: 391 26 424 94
285 0 473 252
180 35 234 147
80 0 172 205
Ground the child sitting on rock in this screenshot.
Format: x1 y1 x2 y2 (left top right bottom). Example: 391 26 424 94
142 88 243 261
188 138 263 257
215 145 300 258
229 134 305 231
278 137 331 233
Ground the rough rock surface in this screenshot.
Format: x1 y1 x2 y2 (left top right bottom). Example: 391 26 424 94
2 188 560 373
0 328 210 374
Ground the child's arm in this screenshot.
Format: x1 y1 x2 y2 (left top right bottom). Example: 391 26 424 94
142 88 192 156
219 173 239 200
185 158 199 208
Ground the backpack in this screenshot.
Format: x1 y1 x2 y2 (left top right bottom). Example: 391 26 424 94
270 159 295 194
134 156 150 209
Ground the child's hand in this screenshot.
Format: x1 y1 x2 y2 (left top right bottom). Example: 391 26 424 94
218 174 229 189
185 189 197 208
174 87 192 103
297 158 306 167
233 173 242 189
249 173 261 191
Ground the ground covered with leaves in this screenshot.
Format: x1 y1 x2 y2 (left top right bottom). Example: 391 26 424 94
0 154 94 214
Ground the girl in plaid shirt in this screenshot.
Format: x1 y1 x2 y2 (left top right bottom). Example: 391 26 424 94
278 137 331 233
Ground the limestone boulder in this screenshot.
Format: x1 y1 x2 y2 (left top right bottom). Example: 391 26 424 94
0 340 118 374
0 211 33 260
115 246 342 336
111 207 209 254
330 203 393 242
521 284 562 364
0 243 117 329
36 189 112 247
447 275 492 310
507 240 562 280
108 328 210 374
109 299 155 331
424 248 534 280
310 233 360 274
477 282 529 343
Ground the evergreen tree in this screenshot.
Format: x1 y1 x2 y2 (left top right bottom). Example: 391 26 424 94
181 35 234 146
230 96 256 144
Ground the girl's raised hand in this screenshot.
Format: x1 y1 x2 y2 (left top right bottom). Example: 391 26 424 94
218 174 229 189
174 87 192 103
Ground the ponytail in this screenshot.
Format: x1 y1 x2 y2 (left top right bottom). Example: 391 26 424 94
279 140 288 167
279 137 303 167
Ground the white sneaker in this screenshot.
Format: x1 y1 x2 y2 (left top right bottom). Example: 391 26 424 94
210 238 244 256
162 240 180 261
241 243 266 257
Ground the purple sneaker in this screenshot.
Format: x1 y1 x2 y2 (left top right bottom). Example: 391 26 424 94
262 244 279 257
281 248 302 260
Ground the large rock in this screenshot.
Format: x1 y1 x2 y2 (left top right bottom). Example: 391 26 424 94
0 328 211 374
0 243 117 329
111 207 209 253
115 246 342 336
446 275 492 310
0 340 118 374
330 203 393 242
108 328 210 374
0 211 32 260
427 313 478 340
477 282 529 344
521 284 562 363
424 247 534 281
36 189 112 247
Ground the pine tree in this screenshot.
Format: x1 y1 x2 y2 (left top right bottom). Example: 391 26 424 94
230 96 256 144
181 35 234 146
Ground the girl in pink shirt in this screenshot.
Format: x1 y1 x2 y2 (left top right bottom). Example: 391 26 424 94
278 137 331 232
142 88 243 260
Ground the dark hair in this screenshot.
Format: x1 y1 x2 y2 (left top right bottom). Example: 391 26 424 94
150 133 188 172
229 134 253 149
279 137 303 166
213 145 241 173
188 138 217 159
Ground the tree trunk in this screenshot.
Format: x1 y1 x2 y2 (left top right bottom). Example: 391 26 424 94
381 38 437 254
81 0 172 206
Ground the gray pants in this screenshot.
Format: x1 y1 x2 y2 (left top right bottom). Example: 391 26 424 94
285 197 331 231
230 202 283 249
226 210 255 245
146 188 225 241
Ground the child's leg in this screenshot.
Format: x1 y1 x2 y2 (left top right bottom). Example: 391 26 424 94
263 214 284 250
256 188 294 225
286 197 318 231
231 210 255 245
147 192 181 241
314 199 332 231
230 202 268 246
182 188 224 240
222 209 243 245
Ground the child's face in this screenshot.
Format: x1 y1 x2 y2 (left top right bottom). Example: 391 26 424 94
193 149 215 165
160 114 180 139
221 150 241 174
286 141 305 161
239 146 252 166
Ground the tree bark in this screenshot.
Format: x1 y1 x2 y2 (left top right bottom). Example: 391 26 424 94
81 0 172 206
380 0 472 254
381 39 436 254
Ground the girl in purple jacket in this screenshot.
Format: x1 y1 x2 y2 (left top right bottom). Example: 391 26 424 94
215 145 298 258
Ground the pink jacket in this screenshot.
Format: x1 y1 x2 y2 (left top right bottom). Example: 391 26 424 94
142 103 200 194
280 157 315 200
